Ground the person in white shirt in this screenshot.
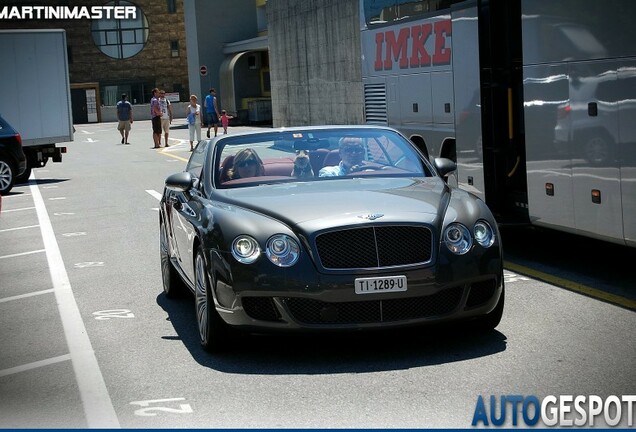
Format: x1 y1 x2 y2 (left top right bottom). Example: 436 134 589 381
159 90 173 147
319 137 368 177
186 95 202 151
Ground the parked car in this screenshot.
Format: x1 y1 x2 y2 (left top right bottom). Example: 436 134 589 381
0 114 27 194
160 126 504 352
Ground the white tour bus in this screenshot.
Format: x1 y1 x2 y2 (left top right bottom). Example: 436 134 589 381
360 0 636 247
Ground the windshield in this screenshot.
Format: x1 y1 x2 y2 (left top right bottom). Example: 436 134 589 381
213 128 431 188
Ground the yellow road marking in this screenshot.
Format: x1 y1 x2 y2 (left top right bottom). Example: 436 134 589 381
159 148 189 162
504 261 636 311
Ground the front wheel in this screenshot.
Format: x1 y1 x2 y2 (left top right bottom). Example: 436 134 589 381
195 248 231 352
160 221 186 298
473 285 504 331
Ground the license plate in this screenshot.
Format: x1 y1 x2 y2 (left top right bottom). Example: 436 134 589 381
354 275 407 294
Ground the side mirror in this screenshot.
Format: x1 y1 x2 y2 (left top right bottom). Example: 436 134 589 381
165 172 193 192
434 157 457 178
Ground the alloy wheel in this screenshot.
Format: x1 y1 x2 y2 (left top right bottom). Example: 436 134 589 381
0 160 13 193
195 253 209 345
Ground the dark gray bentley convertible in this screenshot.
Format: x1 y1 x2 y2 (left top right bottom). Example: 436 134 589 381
160 126 504 352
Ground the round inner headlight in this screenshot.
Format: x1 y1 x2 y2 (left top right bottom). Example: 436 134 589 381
266 234 300 267
443 223 472 255
474 220 495 248
231 235 261 264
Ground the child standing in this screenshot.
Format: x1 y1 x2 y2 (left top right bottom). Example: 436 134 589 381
220 110 234 134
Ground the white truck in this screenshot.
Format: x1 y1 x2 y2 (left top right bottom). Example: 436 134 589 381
0 29 72 182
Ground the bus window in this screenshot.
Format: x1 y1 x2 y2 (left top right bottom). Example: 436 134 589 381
363 0 458 26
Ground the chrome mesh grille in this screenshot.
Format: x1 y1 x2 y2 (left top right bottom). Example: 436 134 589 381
315 225 432 269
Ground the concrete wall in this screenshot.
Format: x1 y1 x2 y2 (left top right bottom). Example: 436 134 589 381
101 102 192 122
267 0 364 127
184 0 258 108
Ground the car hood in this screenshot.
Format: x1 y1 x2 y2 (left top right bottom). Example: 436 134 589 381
213 177 450 231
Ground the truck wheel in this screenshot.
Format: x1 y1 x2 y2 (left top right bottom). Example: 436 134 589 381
0 158 16 194
15 165 32 184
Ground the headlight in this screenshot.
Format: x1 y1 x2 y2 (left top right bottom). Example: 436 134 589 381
231 235 261 264
474 220 495 248
266 234 300 267
443 223 472 255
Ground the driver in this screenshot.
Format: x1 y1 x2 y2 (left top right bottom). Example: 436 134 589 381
319 137 368 177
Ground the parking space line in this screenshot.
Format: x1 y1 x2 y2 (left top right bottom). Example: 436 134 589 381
145 190 162 200
30 178 120 428
1 193 31 198
0 249 45 260
0 354 72 378
0 289 55 304
158 149 189 162
3 206 36 212
0 224 40 233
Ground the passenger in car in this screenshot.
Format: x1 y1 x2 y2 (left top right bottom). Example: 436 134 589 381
227 148 264 180
319 137 367 177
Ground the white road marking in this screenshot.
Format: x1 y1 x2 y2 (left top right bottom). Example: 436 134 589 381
145 190 162 200
74 262 105 268
30 178 120 428
504 270 530 283
93 309 135 320
0 224 40 233
43 186 58 189
49 197 67 201
54 212 75 216
0 354 72 378
0 249 45 260
62 232 87 237
2 193 31 197
3 206 35 212
0 288 54 304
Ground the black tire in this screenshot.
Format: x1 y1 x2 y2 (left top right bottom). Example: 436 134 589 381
194 247 231 352
0 157 16 195
15 165 32 184
160 221 187 298
473 285 505 331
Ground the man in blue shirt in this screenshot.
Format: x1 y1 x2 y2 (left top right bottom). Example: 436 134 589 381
204 88 220 138
319 137 367 177
116 93 133 145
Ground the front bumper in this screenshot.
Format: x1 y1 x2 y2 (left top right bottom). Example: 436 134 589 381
213 260 503 331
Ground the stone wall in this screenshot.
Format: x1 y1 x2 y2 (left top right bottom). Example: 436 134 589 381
267 0 364 127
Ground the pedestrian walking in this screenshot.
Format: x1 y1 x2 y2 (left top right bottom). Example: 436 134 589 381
220 110 234 134
204 88 220 138
116 93 133 144
159 90 173 147
150 88 162 148
186 95 202 151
